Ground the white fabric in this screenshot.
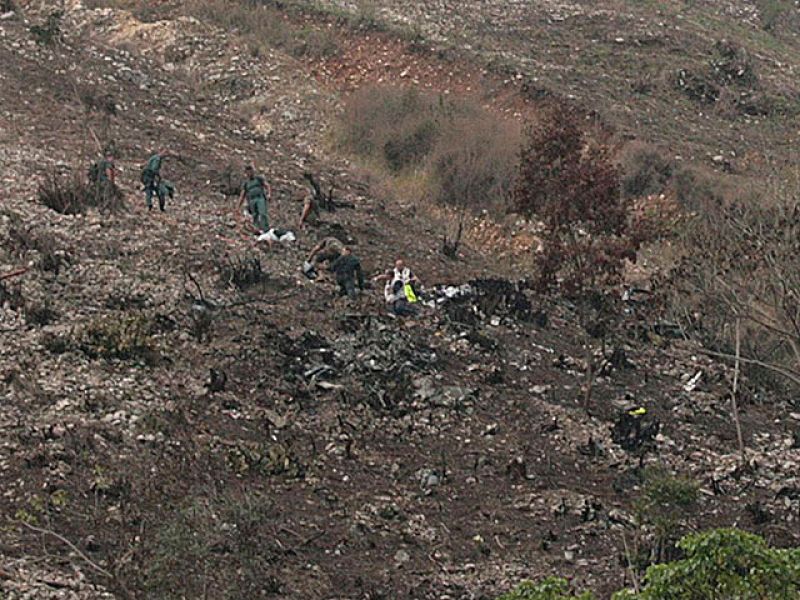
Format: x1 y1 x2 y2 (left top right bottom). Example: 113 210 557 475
257 229 296 243
391 267 412 285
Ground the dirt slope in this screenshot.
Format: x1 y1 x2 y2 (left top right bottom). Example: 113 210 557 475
1 2 799 599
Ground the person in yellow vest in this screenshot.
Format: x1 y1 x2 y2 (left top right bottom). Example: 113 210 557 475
373 259 420 316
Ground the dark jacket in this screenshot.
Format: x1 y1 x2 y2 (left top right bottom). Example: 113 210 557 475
330 254 364 288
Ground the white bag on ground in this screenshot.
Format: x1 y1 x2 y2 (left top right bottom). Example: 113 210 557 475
257 228 296 243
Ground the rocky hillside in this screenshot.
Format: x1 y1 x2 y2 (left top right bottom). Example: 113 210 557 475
296 0 800 189
1 1 799 599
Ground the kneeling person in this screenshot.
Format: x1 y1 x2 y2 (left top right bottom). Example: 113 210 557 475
303 236 345 278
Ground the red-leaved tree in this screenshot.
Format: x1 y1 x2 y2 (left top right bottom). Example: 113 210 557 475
514 104 636 296
514 104 641 407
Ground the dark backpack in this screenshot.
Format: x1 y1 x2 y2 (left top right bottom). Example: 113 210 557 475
88 162 100 182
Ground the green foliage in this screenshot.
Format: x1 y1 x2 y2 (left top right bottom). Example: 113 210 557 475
634 468 699 562
614 529 800 599
497 577 594 600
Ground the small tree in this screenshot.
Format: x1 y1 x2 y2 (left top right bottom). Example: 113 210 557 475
633 468 699 564
514 104 639 405
614 528 800 599
514 104 635 295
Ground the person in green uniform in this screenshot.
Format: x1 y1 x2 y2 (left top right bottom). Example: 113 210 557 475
239 164 272 234
141 149 170 211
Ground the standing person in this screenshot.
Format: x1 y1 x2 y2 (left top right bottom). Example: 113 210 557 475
141 149 170 212
298 172 322 228
239 164 272 234
329 246 364 299
89 152 116 186
88 152 118 208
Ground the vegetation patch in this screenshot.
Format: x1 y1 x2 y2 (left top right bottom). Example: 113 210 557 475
38 169 124 215
76 315 160 365
498 529 800 600
338 85 520 218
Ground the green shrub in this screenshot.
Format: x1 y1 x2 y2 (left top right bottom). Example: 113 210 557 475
614 529 800 599
497 577 594 600
634 468 699 562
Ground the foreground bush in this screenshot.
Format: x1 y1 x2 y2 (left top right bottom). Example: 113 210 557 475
614 529 800 599
498 577 593 600
497 529 800 600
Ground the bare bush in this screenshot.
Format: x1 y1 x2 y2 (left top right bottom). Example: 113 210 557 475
7 220 70 275
339 85 521 223
181 0 338 59
0 279 24 312
38 169 124 215
669 168 800 394
339 86 441 168
619 142 673 199
215 255 265 290
671 164 725 212
77 315 160 365
29 11 63 46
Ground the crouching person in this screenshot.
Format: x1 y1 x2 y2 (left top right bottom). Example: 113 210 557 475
385 279 419 316
329 246 364 299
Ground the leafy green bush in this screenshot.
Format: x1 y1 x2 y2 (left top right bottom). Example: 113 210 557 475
499 530 799 600
634 468 698 562
497 577 594 600
614 529 800 599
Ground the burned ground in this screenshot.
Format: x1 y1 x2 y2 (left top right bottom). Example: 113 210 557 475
1 2 799 599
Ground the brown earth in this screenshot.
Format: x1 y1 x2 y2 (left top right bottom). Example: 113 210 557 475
1 2 799 600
